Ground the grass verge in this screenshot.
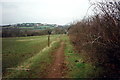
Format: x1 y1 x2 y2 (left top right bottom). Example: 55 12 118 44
63 35 103 78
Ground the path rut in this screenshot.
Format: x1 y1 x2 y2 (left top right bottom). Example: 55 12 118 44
45 42 65 78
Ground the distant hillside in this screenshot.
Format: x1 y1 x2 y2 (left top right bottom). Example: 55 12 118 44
2 23 69 37
16 26 54 30
1 23 63 30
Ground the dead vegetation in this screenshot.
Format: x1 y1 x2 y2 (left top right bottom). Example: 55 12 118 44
68 1 120 77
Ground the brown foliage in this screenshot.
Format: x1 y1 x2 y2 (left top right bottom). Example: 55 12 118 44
68 1 120 77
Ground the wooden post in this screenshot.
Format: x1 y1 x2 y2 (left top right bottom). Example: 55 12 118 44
48 30 51 47
48 34 50 47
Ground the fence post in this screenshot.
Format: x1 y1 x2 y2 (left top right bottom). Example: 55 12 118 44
48 30 51 47
48 34 50 47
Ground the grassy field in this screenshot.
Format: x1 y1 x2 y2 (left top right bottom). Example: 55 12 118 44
2 34 103 78
5 38 61 78
2 35 60 77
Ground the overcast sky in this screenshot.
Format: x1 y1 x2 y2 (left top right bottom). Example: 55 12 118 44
0 0 101 25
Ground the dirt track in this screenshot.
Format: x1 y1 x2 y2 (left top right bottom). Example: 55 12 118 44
45 42 65 78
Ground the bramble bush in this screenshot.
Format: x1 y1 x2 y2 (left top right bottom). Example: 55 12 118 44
68 1 120 77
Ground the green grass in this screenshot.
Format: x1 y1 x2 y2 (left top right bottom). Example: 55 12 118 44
37 26 54 30
4 39 61 78
63 35 103 78
19 27 34 29
2 35 60 76
2 34 103 78
40 26 52 28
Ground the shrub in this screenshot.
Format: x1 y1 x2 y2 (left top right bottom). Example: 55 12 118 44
68 1 120 77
